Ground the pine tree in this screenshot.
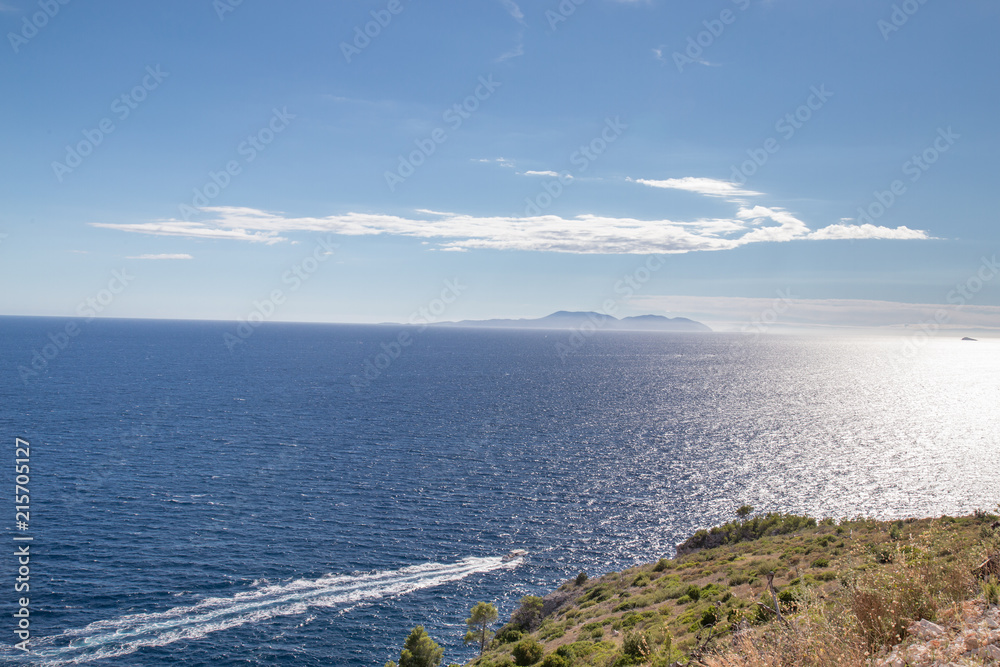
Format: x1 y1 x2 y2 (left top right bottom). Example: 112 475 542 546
463 602 499 655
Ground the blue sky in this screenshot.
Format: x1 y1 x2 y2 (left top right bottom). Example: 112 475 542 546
2 0 998 331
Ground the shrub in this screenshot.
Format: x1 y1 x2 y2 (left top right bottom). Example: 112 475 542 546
511 638 544 666
575 572 588 586
811 558 829 568
581 586 611 603
728 572 750 586
622 630 651 659
984 576 999 606
632 573 650 587
685 585 702 601
494 626 523 645
477 656 515 667
652 558 669 572
540 654 568 667
867 543 894 564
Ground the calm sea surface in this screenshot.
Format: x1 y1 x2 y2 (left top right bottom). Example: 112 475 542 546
0 317 997 665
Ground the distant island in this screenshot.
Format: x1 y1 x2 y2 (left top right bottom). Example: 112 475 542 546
431 311 712 333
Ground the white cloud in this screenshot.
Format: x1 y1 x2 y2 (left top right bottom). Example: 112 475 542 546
474 157 514 168
496 0 525 61
127 253 194 260
91 203 928 255
630 176 763 199
499 0 525 24
522 170 564 178
807 223 928 241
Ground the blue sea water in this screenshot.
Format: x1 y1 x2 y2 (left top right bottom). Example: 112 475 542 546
0 317 998 665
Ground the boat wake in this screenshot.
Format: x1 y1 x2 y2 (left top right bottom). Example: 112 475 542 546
6 556 517 665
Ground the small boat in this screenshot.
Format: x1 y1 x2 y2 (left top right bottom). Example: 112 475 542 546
502 549 528 562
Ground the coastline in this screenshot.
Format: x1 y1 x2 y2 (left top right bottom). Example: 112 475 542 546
462 511 1000 667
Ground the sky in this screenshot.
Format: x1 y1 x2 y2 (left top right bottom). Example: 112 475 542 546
1 0 999 332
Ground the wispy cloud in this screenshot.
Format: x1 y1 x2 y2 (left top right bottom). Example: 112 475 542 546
92 203 928 255
653 46 716 68
629 176 763 199
496 0 526 61
473 157 515 168
522 170 566 178
499 0 525 24
127 253 194 260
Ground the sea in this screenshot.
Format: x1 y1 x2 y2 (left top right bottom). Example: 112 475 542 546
0 316 997 665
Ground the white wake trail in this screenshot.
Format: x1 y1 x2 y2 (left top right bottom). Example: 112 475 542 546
13 556 518 665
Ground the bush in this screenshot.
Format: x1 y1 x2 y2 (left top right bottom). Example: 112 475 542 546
652 558 669 572
811 558 829 568
985 576 1000 606
511 638 544 666
728 572 750 586
478 656 515 667
540 654 568 667
575 571 588 586
868 544 894 564
621 630 651 659
676 513 818 553
685 585 702 601
632 573 650 587
494 625 523 645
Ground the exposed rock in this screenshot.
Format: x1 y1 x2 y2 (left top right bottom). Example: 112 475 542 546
879 602 1000 667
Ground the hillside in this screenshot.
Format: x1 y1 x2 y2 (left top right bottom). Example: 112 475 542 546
468 510 1000 667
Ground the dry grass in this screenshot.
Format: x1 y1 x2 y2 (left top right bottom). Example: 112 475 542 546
470 512 1000 667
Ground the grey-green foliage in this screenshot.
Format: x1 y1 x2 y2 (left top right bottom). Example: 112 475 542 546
464 601 499 655
393 626 444 667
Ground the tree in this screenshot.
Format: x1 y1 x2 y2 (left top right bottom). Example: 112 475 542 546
736 505 754 519
511 595 544 631
464 601 499 655
392 626 444 667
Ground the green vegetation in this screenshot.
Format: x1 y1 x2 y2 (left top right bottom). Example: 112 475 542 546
465 508 999 667
465 602 499 656
387 626 444 667
388 509 1000 666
